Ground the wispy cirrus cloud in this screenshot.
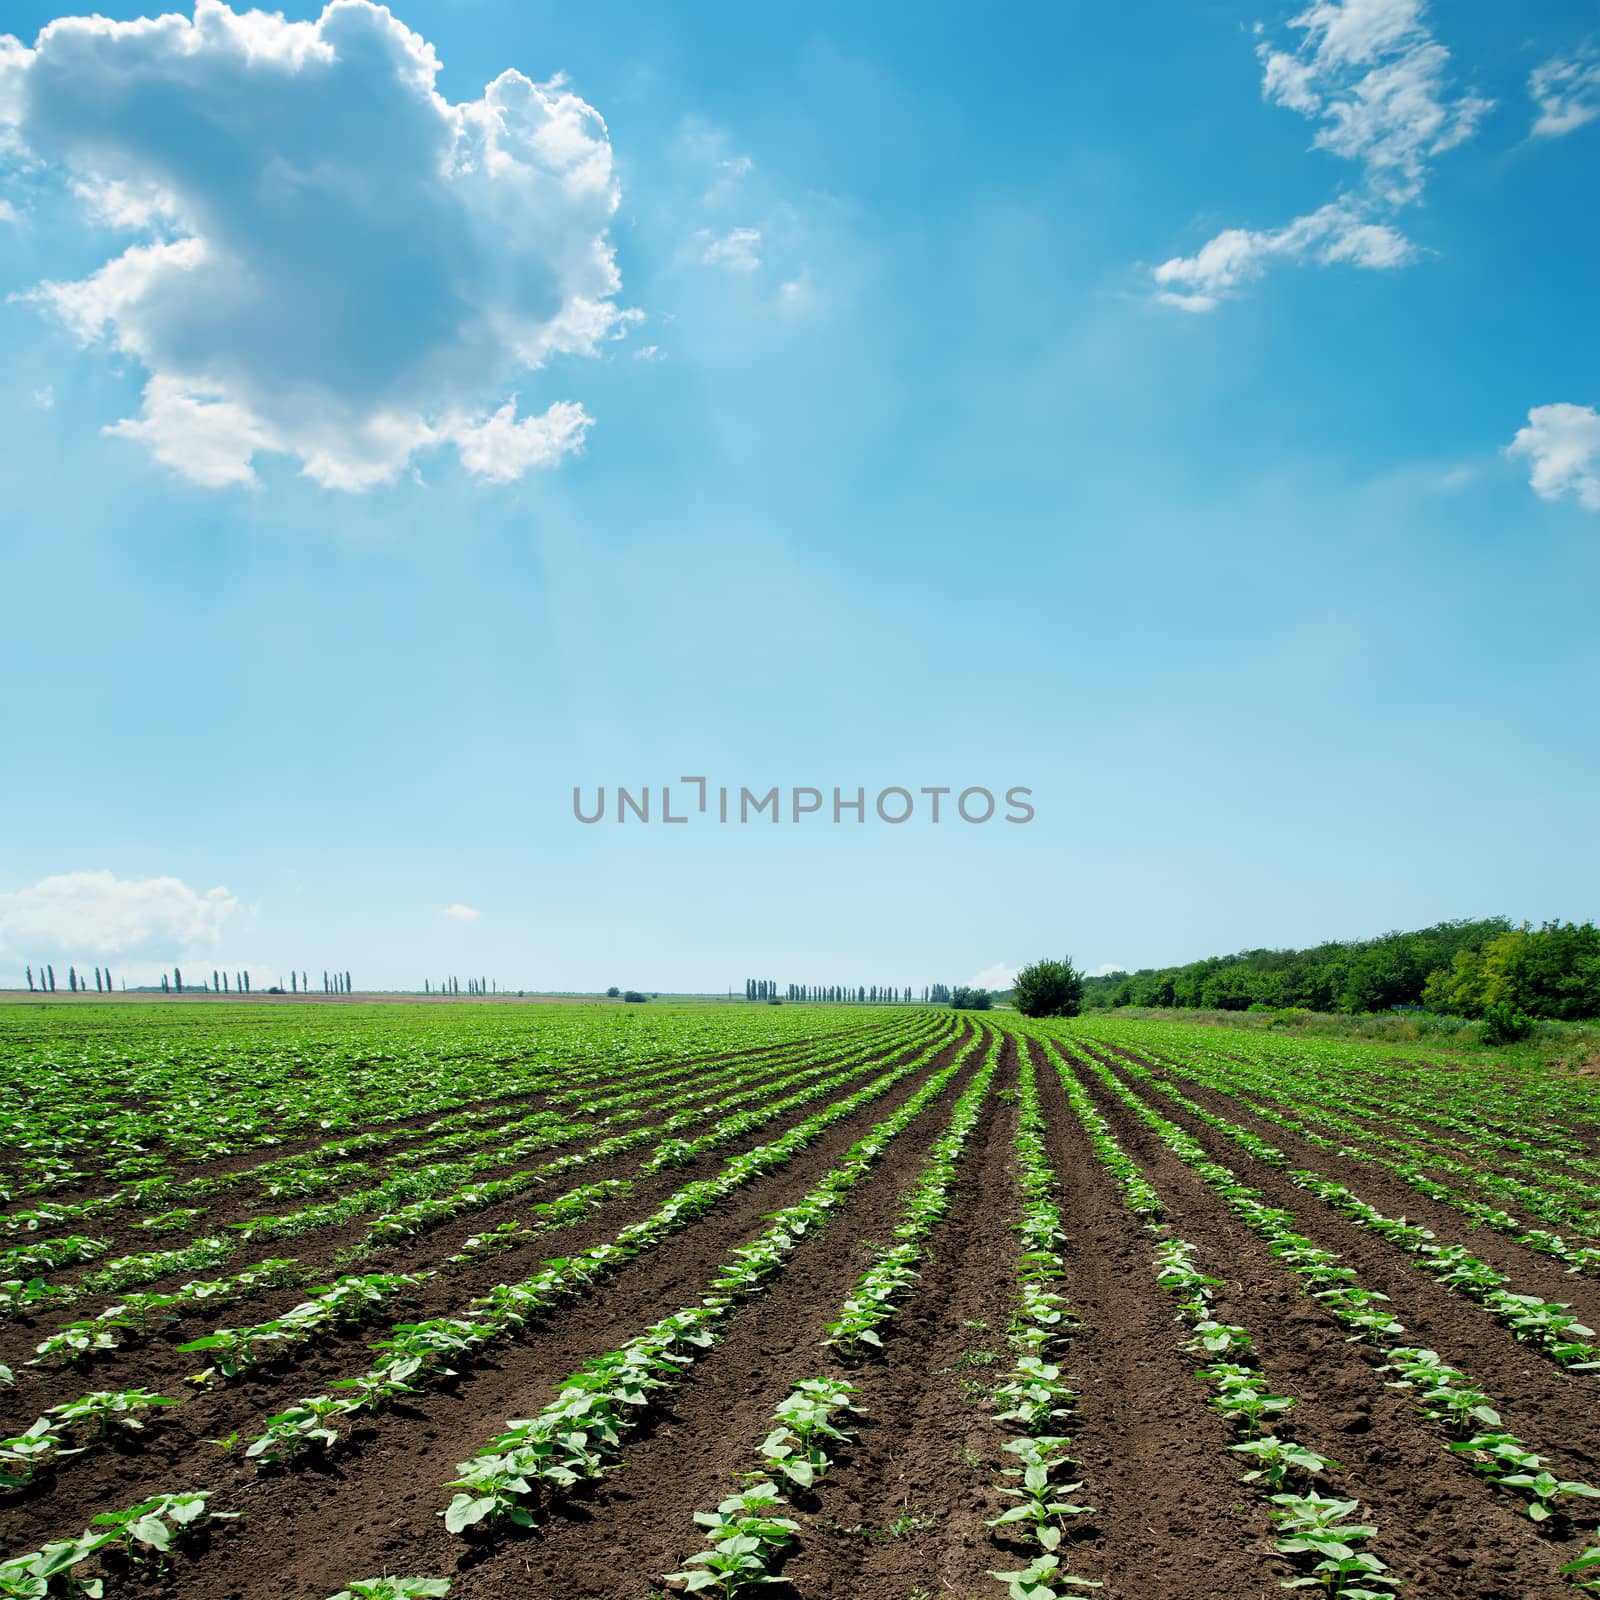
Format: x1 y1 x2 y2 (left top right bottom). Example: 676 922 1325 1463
442 903 482 923
1529 47 1600 138
1153 0 1490 311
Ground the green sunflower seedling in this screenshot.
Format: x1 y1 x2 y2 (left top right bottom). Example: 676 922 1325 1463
49 1389 178 1441
1230 1437 1342 1488
326 1580 450 1600
987 1551 1102 1597
1496 1469 1600 1522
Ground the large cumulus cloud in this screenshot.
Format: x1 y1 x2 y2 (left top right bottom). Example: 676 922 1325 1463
1 1 637 488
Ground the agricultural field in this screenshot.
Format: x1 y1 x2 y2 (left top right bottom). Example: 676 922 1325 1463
3 1001 1600 1600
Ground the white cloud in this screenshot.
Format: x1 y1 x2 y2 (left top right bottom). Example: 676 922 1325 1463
1154 202 1413 310
1157 0 1487 309
1506 403 1600 512
699 226 763 272
0 34 28 126
1092 963 1129 978
632 344 665 362
969 962 1016 990
30 384 53 410
0 198 17 225
442 903 482 922
442 398 591 486
776 274 817 317
1529 49 1600 138
0 870 238 957
5 1 637 490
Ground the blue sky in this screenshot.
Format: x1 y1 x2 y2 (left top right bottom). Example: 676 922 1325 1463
1 0 1597 993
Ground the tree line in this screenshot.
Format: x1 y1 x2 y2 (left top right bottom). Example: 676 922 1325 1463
22 965 358 996
26 963 121 993
743 981 930 1003
1084 918 1600 1020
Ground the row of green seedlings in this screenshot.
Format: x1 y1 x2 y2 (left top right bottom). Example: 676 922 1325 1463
1 1388 175 1493
1112 1061 1600 1376
1126 1020 1593 1174
542 1019 926 1123
1215 1037 1600 1190
662 1028 1003 1593
18 1116 594 1305
0 1490 233 1599
1133 1045 1600 1276
323 1582 450 1600
239 1028 956 1397
3 1258 301 1359
241 1030 973 1470
194 1022 919 1250
9 1029 909 1341
1049 1044 1400 1599
0 1017 868 1233
819 1026 1001 1356
3 1026 918 1312
1152 1038 1600 1257
2 1005 880 1204
1 1100 588 1260
1060 1045 1600 1588
3 1037 926 1546
664 1379 861 1594
443 1031 996 1540
181 1180 630 1387
979 1039 1096 1600
1155 1236 1399 1600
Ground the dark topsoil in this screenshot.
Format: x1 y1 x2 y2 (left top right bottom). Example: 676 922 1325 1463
1 1027 979 1597
1069 1044 1590 1600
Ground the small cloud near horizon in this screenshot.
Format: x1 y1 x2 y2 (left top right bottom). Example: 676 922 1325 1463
970 962 1016 989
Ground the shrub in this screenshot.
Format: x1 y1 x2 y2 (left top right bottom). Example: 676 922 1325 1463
1013 958 1084 1019
623 991 648 1004
1479 1003 1535 1045
950 987 993 1011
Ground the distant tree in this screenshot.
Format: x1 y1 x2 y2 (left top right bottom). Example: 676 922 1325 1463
162 974 169 992
1013 957 1085 1019
623 990 648 1003
292 971 298 993
174 967 183 993
25 964 34 992
244 971 251 993
606 986 620 998
950 986 993 1011
213 970 220 992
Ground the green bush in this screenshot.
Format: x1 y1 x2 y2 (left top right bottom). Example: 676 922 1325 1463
623 990 648 1004
1013 957 1084 1018
1479 1003 1534 1045
949 986 993 1011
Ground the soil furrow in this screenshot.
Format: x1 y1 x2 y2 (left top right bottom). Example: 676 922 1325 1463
1066 1046 1586 1600
3 1030 977 1595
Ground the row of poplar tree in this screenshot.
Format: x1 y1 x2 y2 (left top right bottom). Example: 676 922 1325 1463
23 965 353 994
744 980 954 1003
